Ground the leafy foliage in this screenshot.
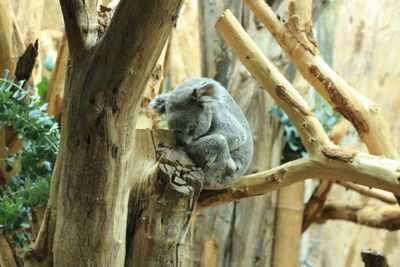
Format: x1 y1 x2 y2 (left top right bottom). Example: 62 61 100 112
269 92 340 162
0 70 59 249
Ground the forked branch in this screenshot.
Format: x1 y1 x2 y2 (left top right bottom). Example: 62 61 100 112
244 0 399 159
197 9 400 209
59 0 98 58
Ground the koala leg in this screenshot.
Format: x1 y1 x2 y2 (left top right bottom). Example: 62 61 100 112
186 134 237 186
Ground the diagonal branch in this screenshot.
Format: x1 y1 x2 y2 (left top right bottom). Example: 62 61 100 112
197 9 400 210
336 181 397 205
244 0 399 160
215 10 330 156
95 0 184 101
59 0 98 59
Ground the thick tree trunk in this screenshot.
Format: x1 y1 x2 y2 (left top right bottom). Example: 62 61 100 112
125 130 203 267
24 1 185 266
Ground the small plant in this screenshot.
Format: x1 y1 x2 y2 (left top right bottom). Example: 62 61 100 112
269 92 340 162
0 70 59 250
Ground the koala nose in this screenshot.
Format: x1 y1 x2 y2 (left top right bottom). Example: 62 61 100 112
173 130 188 147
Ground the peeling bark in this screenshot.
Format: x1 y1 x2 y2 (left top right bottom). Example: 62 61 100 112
126 130 203 267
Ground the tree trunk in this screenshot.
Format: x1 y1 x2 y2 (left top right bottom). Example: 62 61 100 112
24 1 185 266
125 129 203 267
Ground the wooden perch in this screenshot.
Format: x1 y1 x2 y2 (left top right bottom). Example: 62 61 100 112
197 9 400 209
315 202 400 231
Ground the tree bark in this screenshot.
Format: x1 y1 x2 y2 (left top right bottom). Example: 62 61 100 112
33 1 185 266
125 129 203 267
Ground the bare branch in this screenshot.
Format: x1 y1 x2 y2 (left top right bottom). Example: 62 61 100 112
199 8 400 210
59 0 98 58
215 9 330 156
315 202 400 231
336 181 397 205
198 158 313 209
198 151 400 209
244 0 399 159
303 120 349 232
302 179 333 232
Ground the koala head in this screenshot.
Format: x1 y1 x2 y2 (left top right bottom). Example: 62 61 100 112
150 79 219 146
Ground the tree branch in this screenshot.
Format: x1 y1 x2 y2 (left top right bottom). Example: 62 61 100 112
215 9 330 156
336 181 397 205
302 179 333 232
244 0 399 159
196 10 400 209
303 120 350 232
59 0 98 59
315 202 400 231
198 151 400 209
96 0 184 102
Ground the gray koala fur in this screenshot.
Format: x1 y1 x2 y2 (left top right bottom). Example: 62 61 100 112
150 78 253 189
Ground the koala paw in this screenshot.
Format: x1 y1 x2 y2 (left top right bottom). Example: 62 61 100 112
226 158 238 175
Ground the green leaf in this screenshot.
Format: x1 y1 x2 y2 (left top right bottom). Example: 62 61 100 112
37 77 49 102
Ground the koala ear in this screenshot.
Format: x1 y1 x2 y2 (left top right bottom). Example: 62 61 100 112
149 93 169 114
192 84 217 104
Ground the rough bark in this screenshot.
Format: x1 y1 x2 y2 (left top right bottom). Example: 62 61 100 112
26 1 185 266
125 129 203 267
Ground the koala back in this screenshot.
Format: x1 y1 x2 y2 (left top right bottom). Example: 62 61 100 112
150 78 253 188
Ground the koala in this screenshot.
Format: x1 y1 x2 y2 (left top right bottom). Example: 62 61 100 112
150 78 253 189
